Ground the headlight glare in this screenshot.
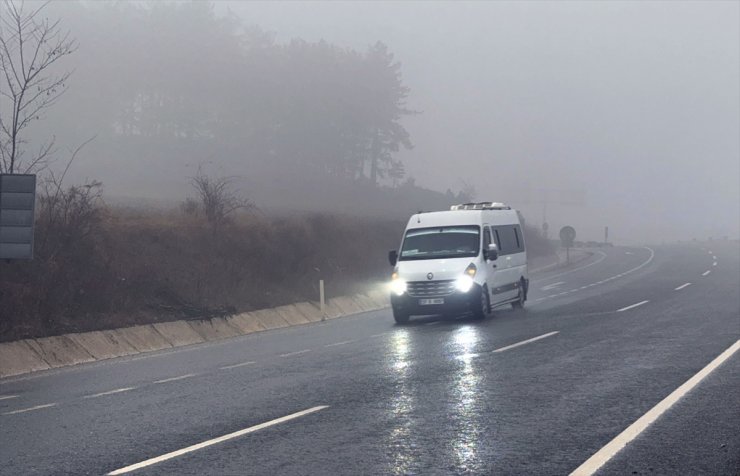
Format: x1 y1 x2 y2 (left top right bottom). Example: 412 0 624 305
455 275 474 293
390 277 407 296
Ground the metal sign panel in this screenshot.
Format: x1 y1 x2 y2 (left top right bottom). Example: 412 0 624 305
0 174 36 259
559 225 576 248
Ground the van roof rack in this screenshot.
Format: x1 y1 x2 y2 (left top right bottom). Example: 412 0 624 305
450 202 511 211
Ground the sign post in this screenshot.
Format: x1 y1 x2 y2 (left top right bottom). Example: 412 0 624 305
0 174 36 260
559 225 576 265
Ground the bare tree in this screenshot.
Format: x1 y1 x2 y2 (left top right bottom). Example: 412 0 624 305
188 167 253 233
0 0 76 174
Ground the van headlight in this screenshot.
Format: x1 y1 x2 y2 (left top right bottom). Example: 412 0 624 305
455 275 474 293
390 272 407 296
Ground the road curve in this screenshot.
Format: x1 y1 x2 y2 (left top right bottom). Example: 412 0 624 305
0 242 738 475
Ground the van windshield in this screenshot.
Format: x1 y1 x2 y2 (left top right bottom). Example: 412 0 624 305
399 226 480 260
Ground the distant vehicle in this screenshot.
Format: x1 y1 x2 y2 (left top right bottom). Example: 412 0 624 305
387 202 528 324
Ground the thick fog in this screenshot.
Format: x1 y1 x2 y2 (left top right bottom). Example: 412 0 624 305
16 1 740 244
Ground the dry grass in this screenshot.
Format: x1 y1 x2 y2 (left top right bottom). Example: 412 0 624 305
0 197 552 342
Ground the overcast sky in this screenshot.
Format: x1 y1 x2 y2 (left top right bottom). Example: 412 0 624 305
219 1 739 243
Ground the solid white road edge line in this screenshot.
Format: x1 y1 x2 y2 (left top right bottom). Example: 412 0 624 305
2 403 57 415
279 349 312 358
570 340 740 476
616 300 649 312
674 283 691 291
107 405 330 475
153 374 196 384
84 387 136 399
702 270 711 276
493 331 559 353
220 361 256 370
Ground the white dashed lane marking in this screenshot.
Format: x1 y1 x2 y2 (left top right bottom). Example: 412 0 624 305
492 332 559 353
107 406 330 475
2 403 57 415
674 283 691 291
84 387 136 399
153 374 196 384
702 270 711 276
541 281 565 291
0 395 18 401
616 300 649 312
279 349 312 358
325 340 355 347
220 361 256 370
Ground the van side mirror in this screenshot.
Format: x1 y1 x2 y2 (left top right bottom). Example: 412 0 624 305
388 250 398 266
485 243 498 261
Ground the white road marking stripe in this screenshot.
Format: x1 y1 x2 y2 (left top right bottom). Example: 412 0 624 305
153 374 196 384
570 340 740 476
325 340 355 347
541 281 565 291
531 251 608 283
0 395 18 401
493 331 559 353
713 262 717 266
674 283 691 291
2 403 57 415
107 405 330 475
279 349 312 358
702 270 711 276
369 333 388 338
84 387 136 399
616 300 649 312
220 361 256 370
712 255 717 260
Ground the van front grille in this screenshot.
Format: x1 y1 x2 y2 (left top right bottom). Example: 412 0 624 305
407 280 456 297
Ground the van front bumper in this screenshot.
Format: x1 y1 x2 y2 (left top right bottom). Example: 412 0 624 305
390 284 483 317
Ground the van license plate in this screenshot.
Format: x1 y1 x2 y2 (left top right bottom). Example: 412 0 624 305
419 298 444 305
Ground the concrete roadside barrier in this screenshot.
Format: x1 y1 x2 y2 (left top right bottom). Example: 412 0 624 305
0 291 391 379
250 309 291 330
274 305 311 326
68 330 139 360
113 325 172 353
189 318 242 342
28 335 95 368
152 321 204 347
0 340 50 378
292 302 324 322
225 313 265 334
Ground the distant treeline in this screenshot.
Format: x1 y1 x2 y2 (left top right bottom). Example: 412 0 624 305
41 1 413 189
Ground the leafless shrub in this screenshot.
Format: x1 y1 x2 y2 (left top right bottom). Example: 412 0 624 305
187 167 253 232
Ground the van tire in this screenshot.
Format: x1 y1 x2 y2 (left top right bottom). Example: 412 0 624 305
511 279 526 309
393 308 410 324
472 285 490 320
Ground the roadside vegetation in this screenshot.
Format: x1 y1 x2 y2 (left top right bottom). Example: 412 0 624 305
0 180 552 342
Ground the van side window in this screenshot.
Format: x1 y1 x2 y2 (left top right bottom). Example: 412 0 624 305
492 225 523 255
513 225 522 251
493 228 502 251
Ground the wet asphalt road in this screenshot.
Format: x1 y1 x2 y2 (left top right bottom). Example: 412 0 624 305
0 242 738 475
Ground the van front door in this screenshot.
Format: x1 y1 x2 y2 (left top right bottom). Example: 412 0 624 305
484 226 509 306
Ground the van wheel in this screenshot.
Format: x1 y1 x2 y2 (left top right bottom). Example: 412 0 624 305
393 308 410 324
472 285 490 320
511 280 526 309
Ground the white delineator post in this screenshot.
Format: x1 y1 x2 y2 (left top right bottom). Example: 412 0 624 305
319 279 325 320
